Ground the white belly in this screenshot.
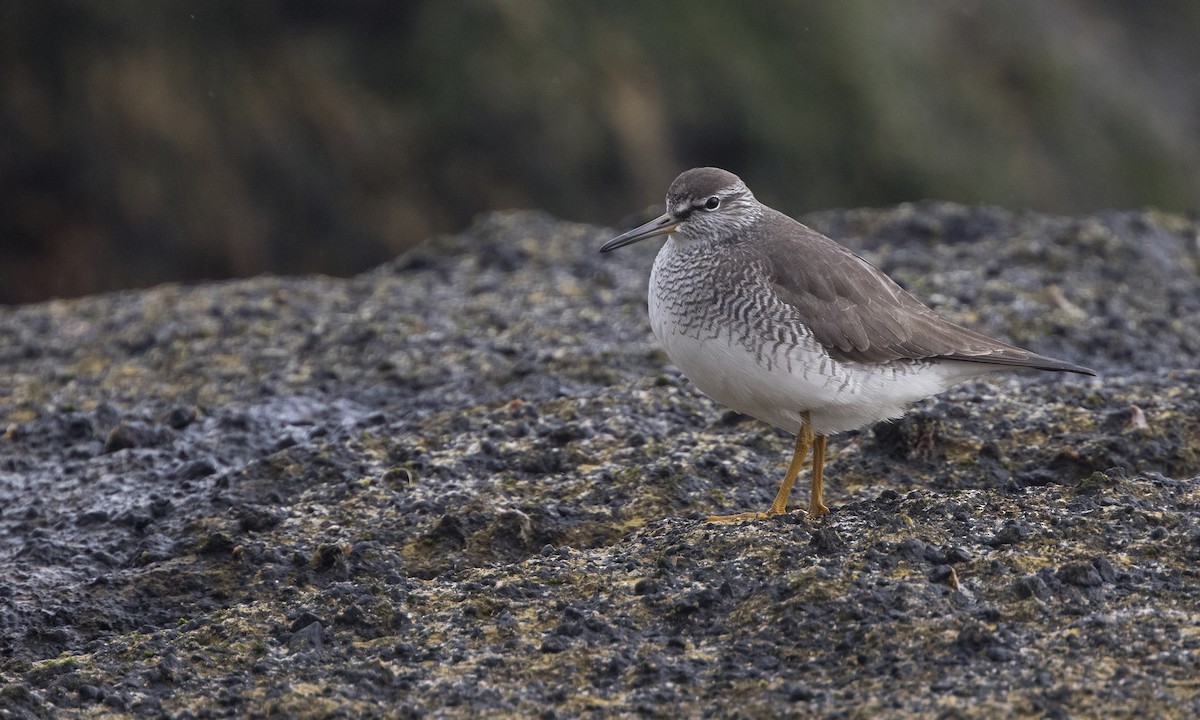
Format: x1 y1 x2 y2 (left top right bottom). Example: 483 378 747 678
647 248 988 436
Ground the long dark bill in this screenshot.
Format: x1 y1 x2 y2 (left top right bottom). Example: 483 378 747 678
599 213 680 253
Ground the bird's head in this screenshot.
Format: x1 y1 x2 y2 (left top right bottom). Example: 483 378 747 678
599 167 760 252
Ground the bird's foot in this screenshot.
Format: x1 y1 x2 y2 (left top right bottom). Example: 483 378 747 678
807 501 830 519
705 510 772 523
705 508 798 523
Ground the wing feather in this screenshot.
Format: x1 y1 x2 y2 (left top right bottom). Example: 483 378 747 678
758 212 1094 375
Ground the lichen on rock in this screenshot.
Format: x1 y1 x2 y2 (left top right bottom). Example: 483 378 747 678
1 206 1198 717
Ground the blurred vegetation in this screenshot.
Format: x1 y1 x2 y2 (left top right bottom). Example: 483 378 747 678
2 1 1198 304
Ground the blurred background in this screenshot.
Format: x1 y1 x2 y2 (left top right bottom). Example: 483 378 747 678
2 1 1199 304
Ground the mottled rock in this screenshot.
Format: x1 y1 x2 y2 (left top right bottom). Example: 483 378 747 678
1 207 1198 717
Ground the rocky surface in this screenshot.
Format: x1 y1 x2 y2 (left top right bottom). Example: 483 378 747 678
1 204 1199 718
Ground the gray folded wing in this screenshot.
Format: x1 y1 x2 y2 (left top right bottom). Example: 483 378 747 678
759 216 1095 375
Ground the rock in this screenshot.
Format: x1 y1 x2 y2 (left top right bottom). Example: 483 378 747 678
0 208 1198 717
288 621 324 655
177 458 217 480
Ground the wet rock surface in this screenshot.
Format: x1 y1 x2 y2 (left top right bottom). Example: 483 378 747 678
1 204 1199 718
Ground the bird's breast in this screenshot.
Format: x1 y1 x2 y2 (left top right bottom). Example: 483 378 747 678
649 240 811 370
647 241 846 431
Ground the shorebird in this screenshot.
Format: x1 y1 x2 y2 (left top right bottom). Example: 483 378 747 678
600 167 1095 521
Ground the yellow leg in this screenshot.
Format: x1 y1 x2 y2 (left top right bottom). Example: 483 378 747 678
707 413 814 523
808 434 829 518
767 420 812 515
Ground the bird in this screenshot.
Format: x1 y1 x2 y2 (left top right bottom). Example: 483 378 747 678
599 167 1096 521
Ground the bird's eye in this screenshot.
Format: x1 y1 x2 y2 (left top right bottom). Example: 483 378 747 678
704 196 720 210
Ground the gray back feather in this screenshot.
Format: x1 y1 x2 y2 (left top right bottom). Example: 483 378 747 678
753 209 1094 374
